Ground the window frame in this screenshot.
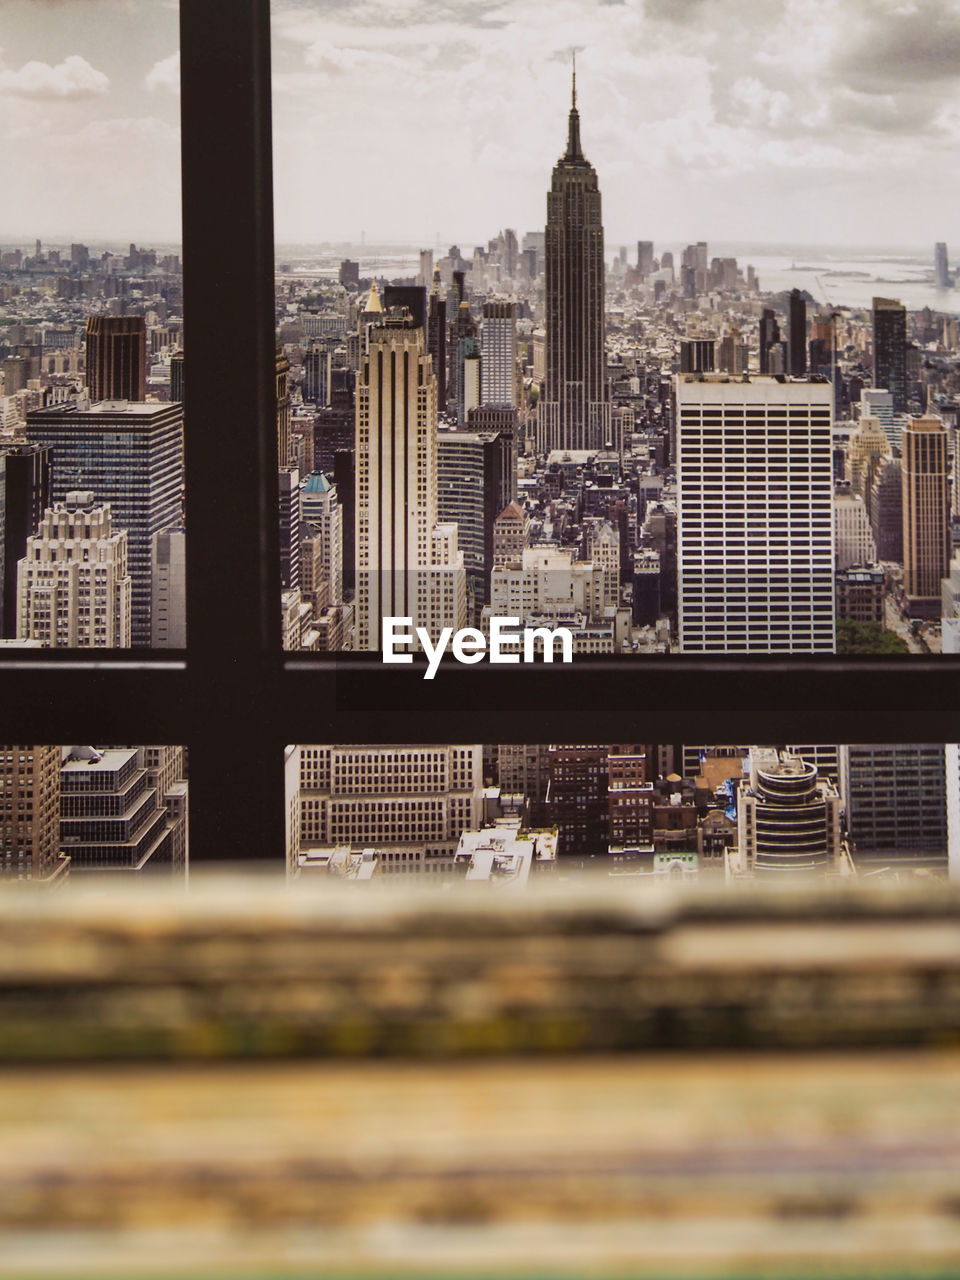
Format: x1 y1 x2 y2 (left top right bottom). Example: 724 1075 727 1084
0 0 956 867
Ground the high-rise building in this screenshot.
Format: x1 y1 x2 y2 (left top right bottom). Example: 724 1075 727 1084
758 308 781 375
417 249 433 288
301 471 343 608
607 744 653 852
789 289 807 378
676 374 835 652
871 457 904 562
901 411 950 617
59 745 180 876
846 415 890 518
679 339 715 374
872 297 908 413
84 316 146 402
151 525 186 648
636 241 654 275
304 344 331 406
834 489 876 569
480 302 518 409
546 744 609 861
497 744 551 819
935 242 950 290
841 744 947 870
141 745 188 875
278 466 301 592
437 426 513 612
0 443 50 639
0 745 68 883
539 65 610 452
298 745 484 869
26 399 183 646
427 269 447 410
354 312 466 651
170 349 184 404
276 346 292 469
18 492 132 648
735 748 846 876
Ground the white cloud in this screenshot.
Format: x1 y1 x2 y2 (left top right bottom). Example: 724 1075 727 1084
0 53 109 100
145 51 179 94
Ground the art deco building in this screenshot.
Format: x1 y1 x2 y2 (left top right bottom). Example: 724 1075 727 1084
901 411 950 617
355 309 466 651
846 414 890 518
676 374 835 652
538 65 610 453
18 493 132 648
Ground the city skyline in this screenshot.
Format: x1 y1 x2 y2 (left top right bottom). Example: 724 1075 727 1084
4 0 960 243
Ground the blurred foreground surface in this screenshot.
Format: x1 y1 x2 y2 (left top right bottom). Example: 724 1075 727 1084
3 878 960 1277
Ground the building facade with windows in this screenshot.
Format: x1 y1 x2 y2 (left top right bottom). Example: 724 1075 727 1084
676 375 835 652
25 399 183 647
18 493 131 648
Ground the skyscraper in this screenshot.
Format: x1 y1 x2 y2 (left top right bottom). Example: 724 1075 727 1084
636 241 654 275
789 289 807 378
841 744 947 870
437 425 513 613
0 745 68 883
84 316 146 403
480 302 518 409
0 443 50 639
355 311 466 651
539 63 610 453
872 297 908 413
935 242 950 290
901 411 950 617
17 492 132 648
676 374 835 653
758 308 781 375
278 466 301 591
26 400 184 646
151 525 186 648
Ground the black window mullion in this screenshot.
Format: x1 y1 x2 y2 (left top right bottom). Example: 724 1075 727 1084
180 0 289 863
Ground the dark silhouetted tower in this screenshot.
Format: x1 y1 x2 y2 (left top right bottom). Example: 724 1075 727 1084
872 297 907 413
539 59 610 452
84 315 146 402
789 289 807 377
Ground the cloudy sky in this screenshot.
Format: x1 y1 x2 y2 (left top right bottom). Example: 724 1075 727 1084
3 0 960 247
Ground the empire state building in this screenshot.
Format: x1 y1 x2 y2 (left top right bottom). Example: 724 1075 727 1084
538 64 610 453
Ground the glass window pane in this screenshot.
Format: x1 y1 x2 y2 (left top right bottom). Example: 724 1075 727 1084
3 1 183 650
270 1 957 661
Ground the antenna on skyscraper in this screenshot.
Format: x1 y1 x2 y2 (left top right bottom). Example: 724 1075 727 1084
572 50 577 108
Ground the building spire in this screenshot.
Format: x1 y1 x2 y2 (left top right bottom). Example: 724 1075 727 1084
565 51 583 161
